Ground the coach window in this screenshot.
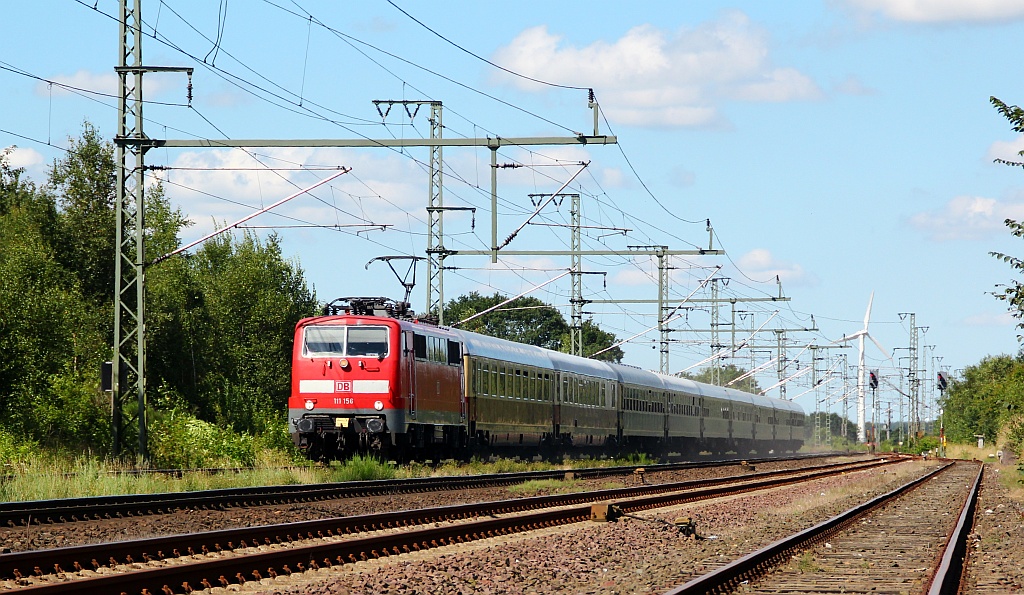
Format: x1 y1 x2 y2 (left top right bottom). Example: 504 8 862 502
447 340 461 365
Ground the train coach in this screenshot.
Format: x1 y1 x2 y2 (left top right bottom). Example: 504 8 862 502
288 297 805 462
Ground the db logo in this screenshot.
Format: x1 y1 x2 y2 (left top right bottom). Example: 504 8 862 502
336 381 352 392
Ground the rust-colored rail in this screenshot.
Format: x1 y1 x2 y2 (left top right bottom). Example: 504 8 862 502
926 464 984 595
663 461 982 595
3 458 887 594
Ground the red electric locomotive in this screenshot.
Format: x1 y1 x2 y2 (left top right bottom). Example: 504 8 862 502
288 298 466 461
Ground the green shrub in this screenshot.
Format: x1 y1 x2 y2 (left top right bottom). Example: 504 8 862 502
148 412 257 468
914 435 940 454
0 430 35 466
1004 414 1024 458
331 455 397 482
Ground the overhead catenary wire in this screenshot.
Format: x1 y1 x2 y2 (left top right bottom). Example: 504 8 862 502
37 1 847 385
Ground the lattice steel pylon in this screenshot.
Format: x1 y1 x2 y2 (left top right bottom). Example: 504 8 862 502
424 102 445 321
113 0 191 458
657 248 669 373
570 194 583 356
710 278 722 385
112 0 146 458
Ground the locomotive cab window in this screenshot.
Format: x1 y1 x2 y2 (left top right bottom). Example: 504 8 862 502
346 326 389 357
303 326 346 357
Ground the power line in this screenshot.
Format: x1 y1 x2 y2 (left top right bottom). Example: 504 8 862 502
385 0 589 91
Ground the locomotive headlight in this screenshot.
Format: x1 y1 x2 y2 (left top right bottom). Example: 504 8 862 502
304 399 315 411
374 400 384 411
338 358 350 369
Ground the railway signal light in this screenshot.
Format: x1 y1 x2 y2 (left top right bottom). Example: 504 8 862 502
937 372 948 391
868 370 879 389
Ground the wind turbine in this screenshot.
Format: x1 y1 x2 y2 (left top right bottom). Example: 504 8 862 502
834 292 893 443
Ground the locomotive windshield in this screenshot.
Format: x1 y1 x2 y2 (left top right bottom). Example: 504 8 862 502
303 325 389 358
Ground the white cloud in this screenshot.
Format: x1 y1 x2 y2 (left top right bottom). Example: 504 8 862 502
491 12 821 128
3 146 45 170
599 166 628 188
37 69 179 99
909 195 1024 241
611 267 658 287
833 75 876 96
670 165 696 188
36 70 118 97
735 248 815 286
159 147 426 242
963 310 1016 327
987 137 1024 164
843 0 1024 23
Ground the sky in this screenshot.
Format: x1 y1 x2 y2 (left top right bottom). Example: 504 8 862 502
3 0 1024 422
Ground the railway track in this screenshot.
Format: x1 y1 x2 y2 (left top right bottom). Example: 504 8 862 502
0 453 843 527
664 460 983 594
0 457 886 594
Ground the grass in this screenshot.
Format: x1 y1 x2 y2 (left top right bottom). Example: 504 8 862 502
943 442 1024 502
0 448 656 502
795 551 821 573
0 456 330 502
507 478 584 495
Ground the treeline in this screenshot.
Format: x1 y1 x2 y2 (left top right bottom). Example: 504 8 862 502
939 355 1024 453
443 292 624 362
0 124 317 465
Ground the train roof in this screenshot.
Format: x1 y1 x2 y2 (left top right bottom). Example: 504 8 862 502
546 350 619 380
770 397 806 414
608 362 667 388
659 374 704 394
455 329 555 369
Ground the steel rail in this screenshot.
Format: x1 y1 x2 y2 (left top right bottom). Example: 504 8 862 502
662 462 960 595
0 453 843 527
926 463 984 595
12 507 594 594
2 458 888 590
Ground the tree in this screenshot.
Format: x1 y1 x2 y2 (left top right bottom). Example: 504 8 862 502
443 292 624 362
48 122 117 304
444 292 568 350
681 364 763 394
147 231 318 434
0 147 109 448
938 354 1024 444
990 97 1024 340
562 319 624 363
1 125 321 456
